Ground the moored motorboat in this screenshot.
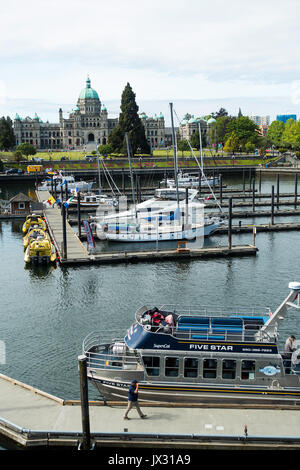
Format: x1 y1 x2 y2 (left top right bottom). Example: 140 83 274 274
37 174 93 192
83 282 300 405
68 192 118 209
161 172 220 189
23 227 50 249
24 237 56 264
22 214 47 235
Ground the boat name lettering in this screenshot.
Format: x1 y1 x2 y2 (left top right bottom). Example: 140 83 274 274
153 344 171 349
189 344 233 351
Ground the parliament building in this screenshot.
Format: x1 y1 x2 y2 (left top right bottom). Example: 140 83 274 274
13 77 168 151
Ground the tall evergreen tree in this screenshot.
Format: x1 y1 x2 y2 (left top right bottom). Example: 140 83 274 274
0 116 15 151
108 83 150 155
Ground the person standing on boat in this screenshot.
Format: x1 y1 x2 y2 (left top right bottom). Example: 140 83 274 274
285 335 296 354
123 380 147 420
284 335 296 374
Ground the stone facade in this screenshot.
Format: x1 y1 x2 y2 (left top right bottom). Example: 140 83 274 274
140 112 166 149
13 77 118 151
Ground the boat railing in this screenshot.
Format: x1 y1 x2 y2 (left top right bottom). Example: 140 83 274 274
135 305 275 343
172 326 273 343
83 331 140 371
156 304 272 318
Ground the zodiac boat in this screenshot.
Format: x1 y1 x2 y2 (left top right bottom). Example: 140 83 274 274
24 237 56 264
83 282 300 405
22 214 47 235
23 227 50 249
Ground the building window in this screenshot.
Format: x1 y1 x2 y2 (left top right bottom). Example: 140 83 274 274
241 360 255 380
222 359 236 379
203 359 217 378
143 356 160 376
165 357 179 377
18 202 25 210
184 358 198 378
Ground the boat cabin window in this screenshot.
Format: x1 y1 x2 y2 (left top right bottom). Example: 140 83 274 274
241 360 255 380
222 359 236 379
184 358 198 378
165 357 179 377
203 359 217 378
143 356 160 376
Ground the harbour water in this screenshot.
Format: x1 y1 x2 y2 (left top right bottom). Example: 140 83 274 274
0 173 300 401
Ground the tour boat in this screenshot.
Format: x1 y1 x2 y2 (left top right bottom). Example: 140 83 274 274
22 214 47 235
37 174 93 192
83 282 300 405
24 237 56 264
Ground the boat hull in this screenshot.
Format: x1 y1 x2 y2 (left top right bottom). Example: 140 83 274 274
97 222 220 242
89 375 300 406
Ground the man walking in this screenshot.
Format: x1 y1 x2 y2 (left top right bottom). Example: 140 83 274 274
123 380 147 420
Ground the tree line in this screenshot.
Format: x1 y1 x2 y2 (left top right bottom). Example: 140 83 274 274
1 86 300 159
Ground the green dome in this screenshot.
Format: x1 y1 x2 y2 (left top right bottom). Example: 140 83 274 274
79 77 99 100
207 117 216 124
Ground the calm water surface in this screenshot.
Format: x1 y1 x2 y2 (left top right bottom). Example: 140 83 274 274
0 173 300 400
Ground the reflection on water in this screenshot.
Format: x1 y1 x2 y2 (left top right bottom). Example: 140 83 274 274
0 174 299 402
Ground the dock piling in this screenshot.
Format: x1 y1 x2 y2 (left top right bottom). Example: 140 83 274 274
295 174 298 208
228 197 232 249
271 185 275 225
62 203 67 259
77 191 81 238
78 355 91 451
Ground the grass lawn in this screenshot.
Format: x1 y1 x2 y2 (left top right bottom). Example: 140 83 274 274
0 149 280 170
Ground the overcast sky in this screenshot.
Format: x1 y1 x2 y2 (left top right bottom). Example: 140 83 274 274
1 0 300 125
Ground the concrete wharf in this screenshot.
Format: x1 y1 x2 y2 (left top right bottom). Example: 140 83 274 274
1 373 300 450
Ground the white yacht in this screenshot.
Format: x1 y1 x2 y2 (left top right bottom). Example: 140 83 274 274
37 174 93 192
161 172 219 189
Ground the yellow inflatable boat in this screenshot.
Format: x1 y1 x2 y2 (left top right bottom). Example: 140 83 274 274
23 228 50 249
24 238 56 264
22 214 47 235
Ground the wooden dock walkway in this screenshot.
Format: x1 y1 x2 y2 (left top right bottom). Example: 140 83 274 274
1 373 300 450
36 190 89 261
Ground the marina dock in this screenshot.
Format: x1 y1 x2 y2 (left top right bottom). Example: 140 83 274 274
1 373 300 450
36 190 258 266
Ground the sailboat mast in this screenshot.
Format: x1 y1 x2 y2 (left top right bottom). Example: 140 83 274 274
198 122 203 171
96 144 102 196
169 102 180 206
125 133 137 216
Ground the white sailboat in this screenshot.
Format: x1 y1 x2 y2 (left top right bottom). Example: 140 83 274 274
94 105 223 242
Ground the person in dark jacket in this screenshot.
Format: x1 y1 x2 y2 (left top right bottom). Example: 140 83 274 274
123 380 147 420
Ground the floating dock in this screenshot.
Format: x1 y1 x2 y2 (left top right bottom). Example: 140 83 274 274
1 373 300 450
36 190 258 266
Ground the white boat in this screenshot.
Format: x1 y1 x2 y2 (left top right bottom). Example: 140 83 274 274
37 174 93 192
83 281 300 405
161 172 219 189
69 192 118 208
94 190 221 242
